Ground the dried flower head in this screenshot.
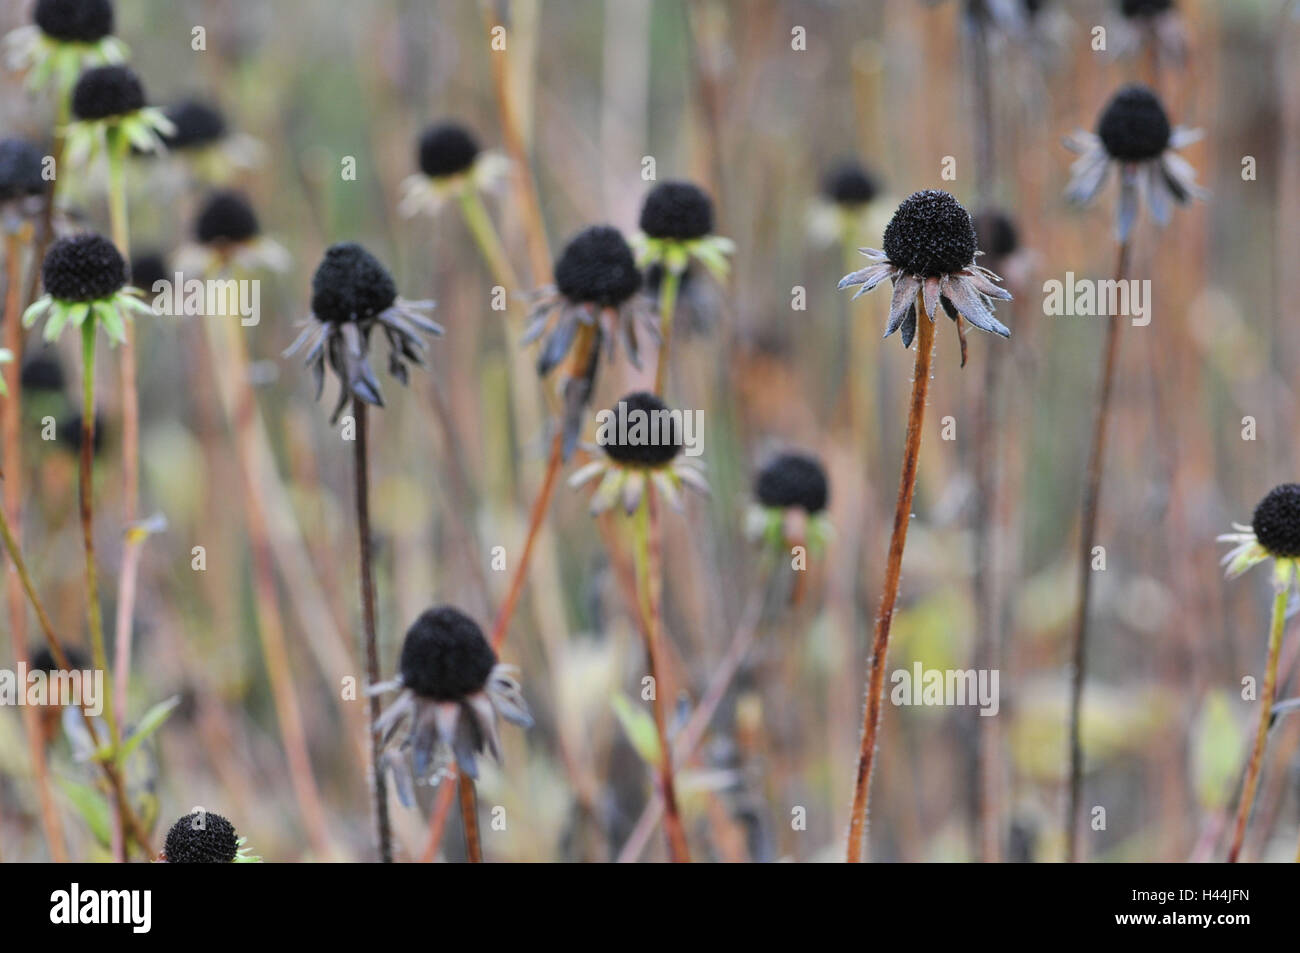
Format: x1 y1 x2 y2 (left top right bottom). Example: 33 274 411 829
748 452 832 552
24 233 153 344
129 252 168 292
838 189 1011 356
6 0 127 95
822 160 880 208
35 0 113 43
160 99 226 150
973 209 1020 261
569 391 708 516
1065 84 1202 241
1220 484 1300 589
20 352 66 394
634 181 733 279
0 138 48 203
373 606 531 793
286 242 441 424
162 811 259 863
524 226 658 458
195 189 259 245
64 64 173 167
399 120 507 217
29 645 89 673
180 192 288 276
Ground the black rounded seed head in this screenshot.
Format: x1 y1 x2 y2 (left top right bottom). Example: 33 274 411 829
164 812 239 863
639 181 714 241
160 100 227 150
310 242 397 325
973 209 1020 261
600 391 682 467
71 65 145 121
20 353 65 393
882 190 977 278
821 160 879 207
1252 484 1300 560
34 0 114 43
0 139 48 202
29 645 89 673
42 233 126 302
400 606 497 701
1120 0 1173 19
195 190 260 245
1096 84 1171 162
554 226 640 307
129 252 168 292
755 453 829 514
417 122 480 179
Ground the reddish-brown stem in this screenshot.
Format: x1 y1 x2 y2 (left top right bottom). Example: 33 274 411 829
1065 240 1130 863
459 774 483 863
353 401 393 862
846 297 936 863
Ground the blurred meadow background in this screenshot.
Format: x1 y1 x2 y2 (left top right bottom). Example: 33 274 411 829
1 0 1299 862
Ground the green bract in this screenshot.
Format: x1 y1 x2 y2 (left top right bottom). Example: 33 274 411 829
23 285 153 346
633 232 734 280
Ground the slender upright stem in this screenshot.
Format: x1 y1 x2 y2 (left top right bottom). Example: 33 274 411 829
1227 583 1288 862
352 401 393 863
653 266 682 396
459 774 483 863
632 490 690 862
457 188 520 292
1065 240 1131 863
847 296 936 863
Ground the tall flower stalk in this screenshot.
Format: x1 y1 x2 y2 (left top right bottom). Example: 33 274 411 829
838 190 1011 861
1060 83 1202 860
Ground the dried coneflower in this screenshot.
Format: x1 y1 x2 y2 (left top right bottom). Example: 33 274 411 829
161 811 259 862
1114 0 1186 68
24 232 151 345
570 391 706 862
523 225 655 458
747 452 831 552
372 606 531 861
181 188 289 276
399 121 508 218
65 64 173 170
1065 84 1203 242
633 181 733 394
838 189 1010 862
286 241 440 424
1218 484 1300 862
152 99 261 180
6 0 127 95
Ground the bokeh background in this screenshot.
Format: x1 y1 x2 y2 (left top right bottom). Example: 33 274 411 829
1 0 1298 862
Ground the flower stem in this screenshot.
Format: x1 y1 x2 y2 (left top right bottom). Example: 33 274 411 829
653 266 682 396
352 400 393 863
846 295 936 863
632 489 690 862
1227 583 1288 862
1064 239 1131 863
459 774 483 863
457 188 519 292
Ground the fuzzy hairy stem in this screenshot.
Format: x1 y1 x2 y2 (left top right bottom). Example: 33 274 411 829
847 295 936 862
459 774 483 863
1065 239 1130 863
1227 583 1288 862
353 401 393 863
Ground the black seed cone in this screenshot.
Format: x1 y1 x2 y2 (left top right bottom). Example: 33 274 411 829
1097 84 1171 162
400 606 496 701
161 100 226 149
973 209 1020 261
20 353 65 393
1120 0 1174 18
195 190 260 245
29 645 89 672
42 233 126 302
310 242 397 325
821 160 879 207
554 226 641 307
756 453 829 514
0 138 48 201
639 181 714 241
35 0 114 43
130 252 168 292
417 122 479 179
600 391 682 467
71 65 145 121
164 812 239 863
1252 484 1300 559
883 190 977 278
